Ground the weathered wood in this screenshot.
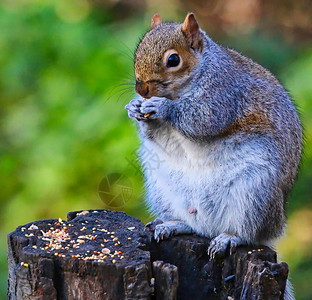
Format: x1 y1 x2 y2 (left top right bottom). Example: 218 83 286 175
8 210 152 300
152 261 178 300
148 235 288 300
8 210 289 299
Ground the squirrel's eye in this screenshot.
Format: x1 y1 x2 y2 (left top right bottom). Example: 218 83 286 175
167 54 180 68
163 50 182 70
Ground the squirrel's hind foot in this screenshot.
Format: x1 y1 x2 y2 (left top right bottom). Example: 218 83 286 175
207 233 245 259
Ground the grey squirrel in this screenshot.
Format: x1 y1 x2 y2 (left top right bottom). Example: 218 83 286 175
125 13 302 299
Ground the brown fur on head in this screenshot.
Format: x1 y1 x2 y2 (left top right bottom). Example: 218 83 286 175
135 13 203 100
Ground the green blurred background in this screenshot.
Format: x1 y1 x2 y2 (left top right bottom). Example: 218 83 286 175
0 0 311 298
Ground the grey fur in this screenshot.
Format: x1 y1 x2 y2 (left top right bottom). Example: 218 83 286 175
126 21 301 299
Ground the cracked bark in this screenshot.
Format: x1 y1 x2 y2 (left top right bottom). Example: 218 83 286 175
8 210 288 300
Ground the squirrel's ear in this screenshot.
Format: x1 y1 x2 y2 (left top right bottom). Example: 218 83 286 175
181 13 202 51
151 13 162 29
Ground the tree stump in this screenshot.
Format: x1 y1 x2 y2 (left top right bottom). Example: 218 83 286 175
8 210 289 300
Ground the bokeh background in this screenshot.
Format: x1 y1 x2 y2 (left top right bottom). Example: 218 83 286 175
0 0 311 298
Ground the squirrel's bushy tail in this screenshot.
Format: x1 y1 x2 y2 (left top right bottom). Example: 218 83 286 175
285 279 295 300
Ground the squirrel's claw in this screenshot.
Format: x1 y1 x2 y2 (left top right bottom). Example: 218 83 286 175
152 220 194 243
139 105 157 120
144 218 163 232
127 110 147 121
207 233 245 259
154 223 176 242
125 98 148 121
139 97 171 120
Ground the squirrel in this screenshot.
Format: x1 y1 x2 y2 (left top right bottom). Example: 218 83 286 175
125 13 302 299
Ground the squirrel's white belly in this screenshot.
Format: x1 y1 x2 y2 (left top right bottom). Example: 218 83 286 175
141 129 248 238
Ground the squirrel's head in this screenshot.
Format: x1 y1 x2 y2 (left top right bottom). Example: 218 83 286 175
134 13 203 100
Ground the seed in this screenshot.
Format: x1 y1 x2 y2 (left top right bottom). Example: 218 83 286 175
28 224 38 230
102 248 111 255
77 210 89 216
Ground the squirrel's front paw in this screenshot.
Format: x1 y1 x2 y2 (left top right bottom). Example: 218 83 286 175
152 220 194 243
207 233 245 259
144 218 164 232
125 97 147 121
139 97 171 120
153 222 178 242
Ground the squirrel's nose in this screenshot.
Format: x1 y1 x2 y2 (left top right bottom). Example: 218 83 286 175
136 82 150 98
